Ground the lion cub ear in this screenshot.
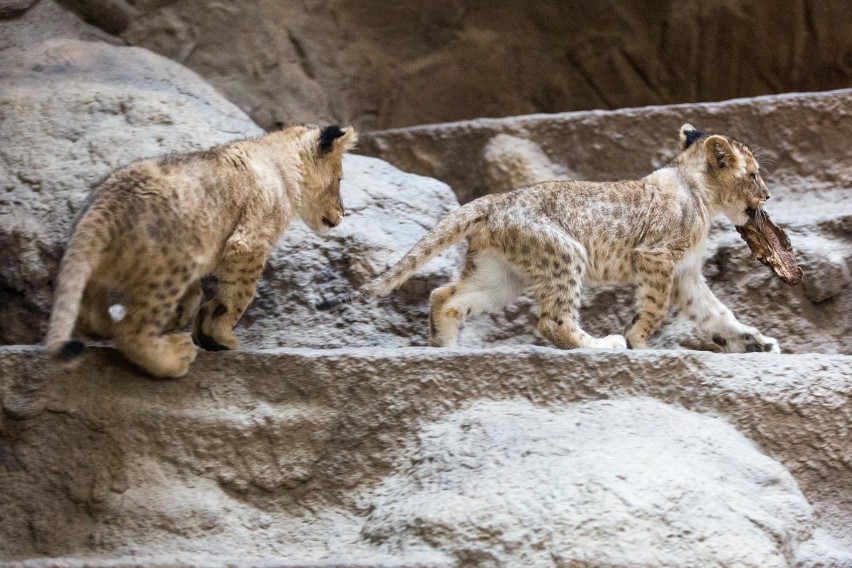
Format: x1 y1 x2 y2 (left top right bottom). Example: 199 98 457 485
704 135 736 169
318 125 358 155
679 123 704 150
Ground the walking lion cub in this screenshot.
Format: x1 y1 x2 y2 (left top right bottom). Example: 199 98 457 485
318 124 779 354
47 124 357 377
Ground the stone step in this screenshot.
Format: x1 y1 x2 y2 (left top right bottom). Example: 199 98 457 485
1 346 850 566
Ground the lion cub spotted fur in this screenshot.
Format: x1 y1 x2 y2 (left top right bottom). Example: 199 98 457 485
47 124 357 378
318 124 780 354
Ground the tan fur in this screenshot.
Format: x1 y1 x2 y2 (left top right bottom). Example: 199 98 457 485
319 124 779 353
46 124 357 378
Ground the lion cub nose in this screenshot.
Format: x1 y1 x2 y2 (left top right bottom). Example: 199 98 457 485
321 216 338 228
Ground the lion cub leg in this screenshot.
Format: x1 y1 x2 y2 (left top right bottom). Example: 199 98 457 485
672 266 780 353
112 282 199 379
429 250 524 347
164 281 202 332
533 273 625 350
492 229 625 349
625 251 675 349
193 240 268 352
508 230 625 350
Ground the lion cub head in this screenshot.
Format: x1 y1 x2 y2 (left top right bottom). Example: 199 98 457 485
288 124 358 235
678 124 771 226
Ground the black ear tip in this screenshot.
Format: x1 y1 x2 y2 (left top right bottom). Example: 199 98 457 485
681 126 705 149
318 125 346 153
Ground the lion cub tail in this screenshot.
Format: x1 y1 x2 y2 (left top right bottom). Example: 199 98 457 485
45 224 105 365
315 198 490 311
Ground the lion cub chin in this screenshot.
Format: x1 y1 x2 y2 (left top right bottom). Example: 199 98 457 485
46 124 357 378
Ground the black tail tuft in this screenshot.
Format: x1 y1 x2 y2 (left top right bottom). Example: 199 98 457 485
315 292 358 311
55 340 85 362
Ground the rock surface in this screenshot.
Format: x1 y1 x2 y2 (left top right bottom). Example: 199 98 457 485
365 399 813 567
480 133 575 194
1 346 850 566
0 0 116 50
0 0 37 18
112 0 852 130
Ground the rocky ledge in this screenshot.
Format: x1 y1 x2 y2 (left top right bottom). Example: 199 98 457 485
1 346 850 567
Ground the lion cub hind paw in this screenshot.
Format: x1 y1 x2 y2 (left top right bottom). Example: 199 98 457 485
156 334 198 378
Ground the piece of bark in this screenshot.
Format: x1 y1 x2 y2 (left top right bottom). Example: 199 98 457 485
735 209 804 286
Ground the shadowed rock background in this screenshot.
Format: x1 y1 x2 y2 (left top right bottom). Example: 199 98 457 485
0 1 850 567
57 0 852 130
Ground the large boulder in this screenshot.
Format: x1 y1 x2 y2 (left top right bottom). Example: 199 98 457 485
99 0 852 130
242 156 461 349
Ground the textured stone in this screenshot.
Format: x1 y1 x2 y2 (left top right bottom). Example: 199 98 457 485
113 0 852 130
244 155 461 350
365 399 813 567
359 89 852 204
0 346 849 566
480 133 575 194
0 0 116 50
0 0 37 18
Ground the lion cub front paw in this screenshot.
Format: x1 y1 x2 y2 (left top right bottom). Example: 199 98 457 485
714 331 780 354
193 302 239 352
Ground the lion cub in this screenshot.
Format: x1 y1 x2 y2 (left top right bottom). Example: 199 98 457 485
47 124 357 378
318 124 780 354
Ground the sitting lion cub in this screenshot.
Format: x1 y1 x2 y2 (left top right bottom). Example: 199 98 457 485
318 124 780 354
47 124 357 378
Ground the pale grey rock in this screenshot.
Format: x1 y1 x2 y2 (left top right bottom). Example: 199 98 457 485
0 0 37 18
480 133 575 194
241 155 462 350
365 398 814 567
796 236 852 303
0 346 849 566
0 0 117 50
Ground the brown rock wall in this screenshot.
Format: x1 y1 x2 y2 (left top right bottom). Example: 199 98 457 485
114 0 852 130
